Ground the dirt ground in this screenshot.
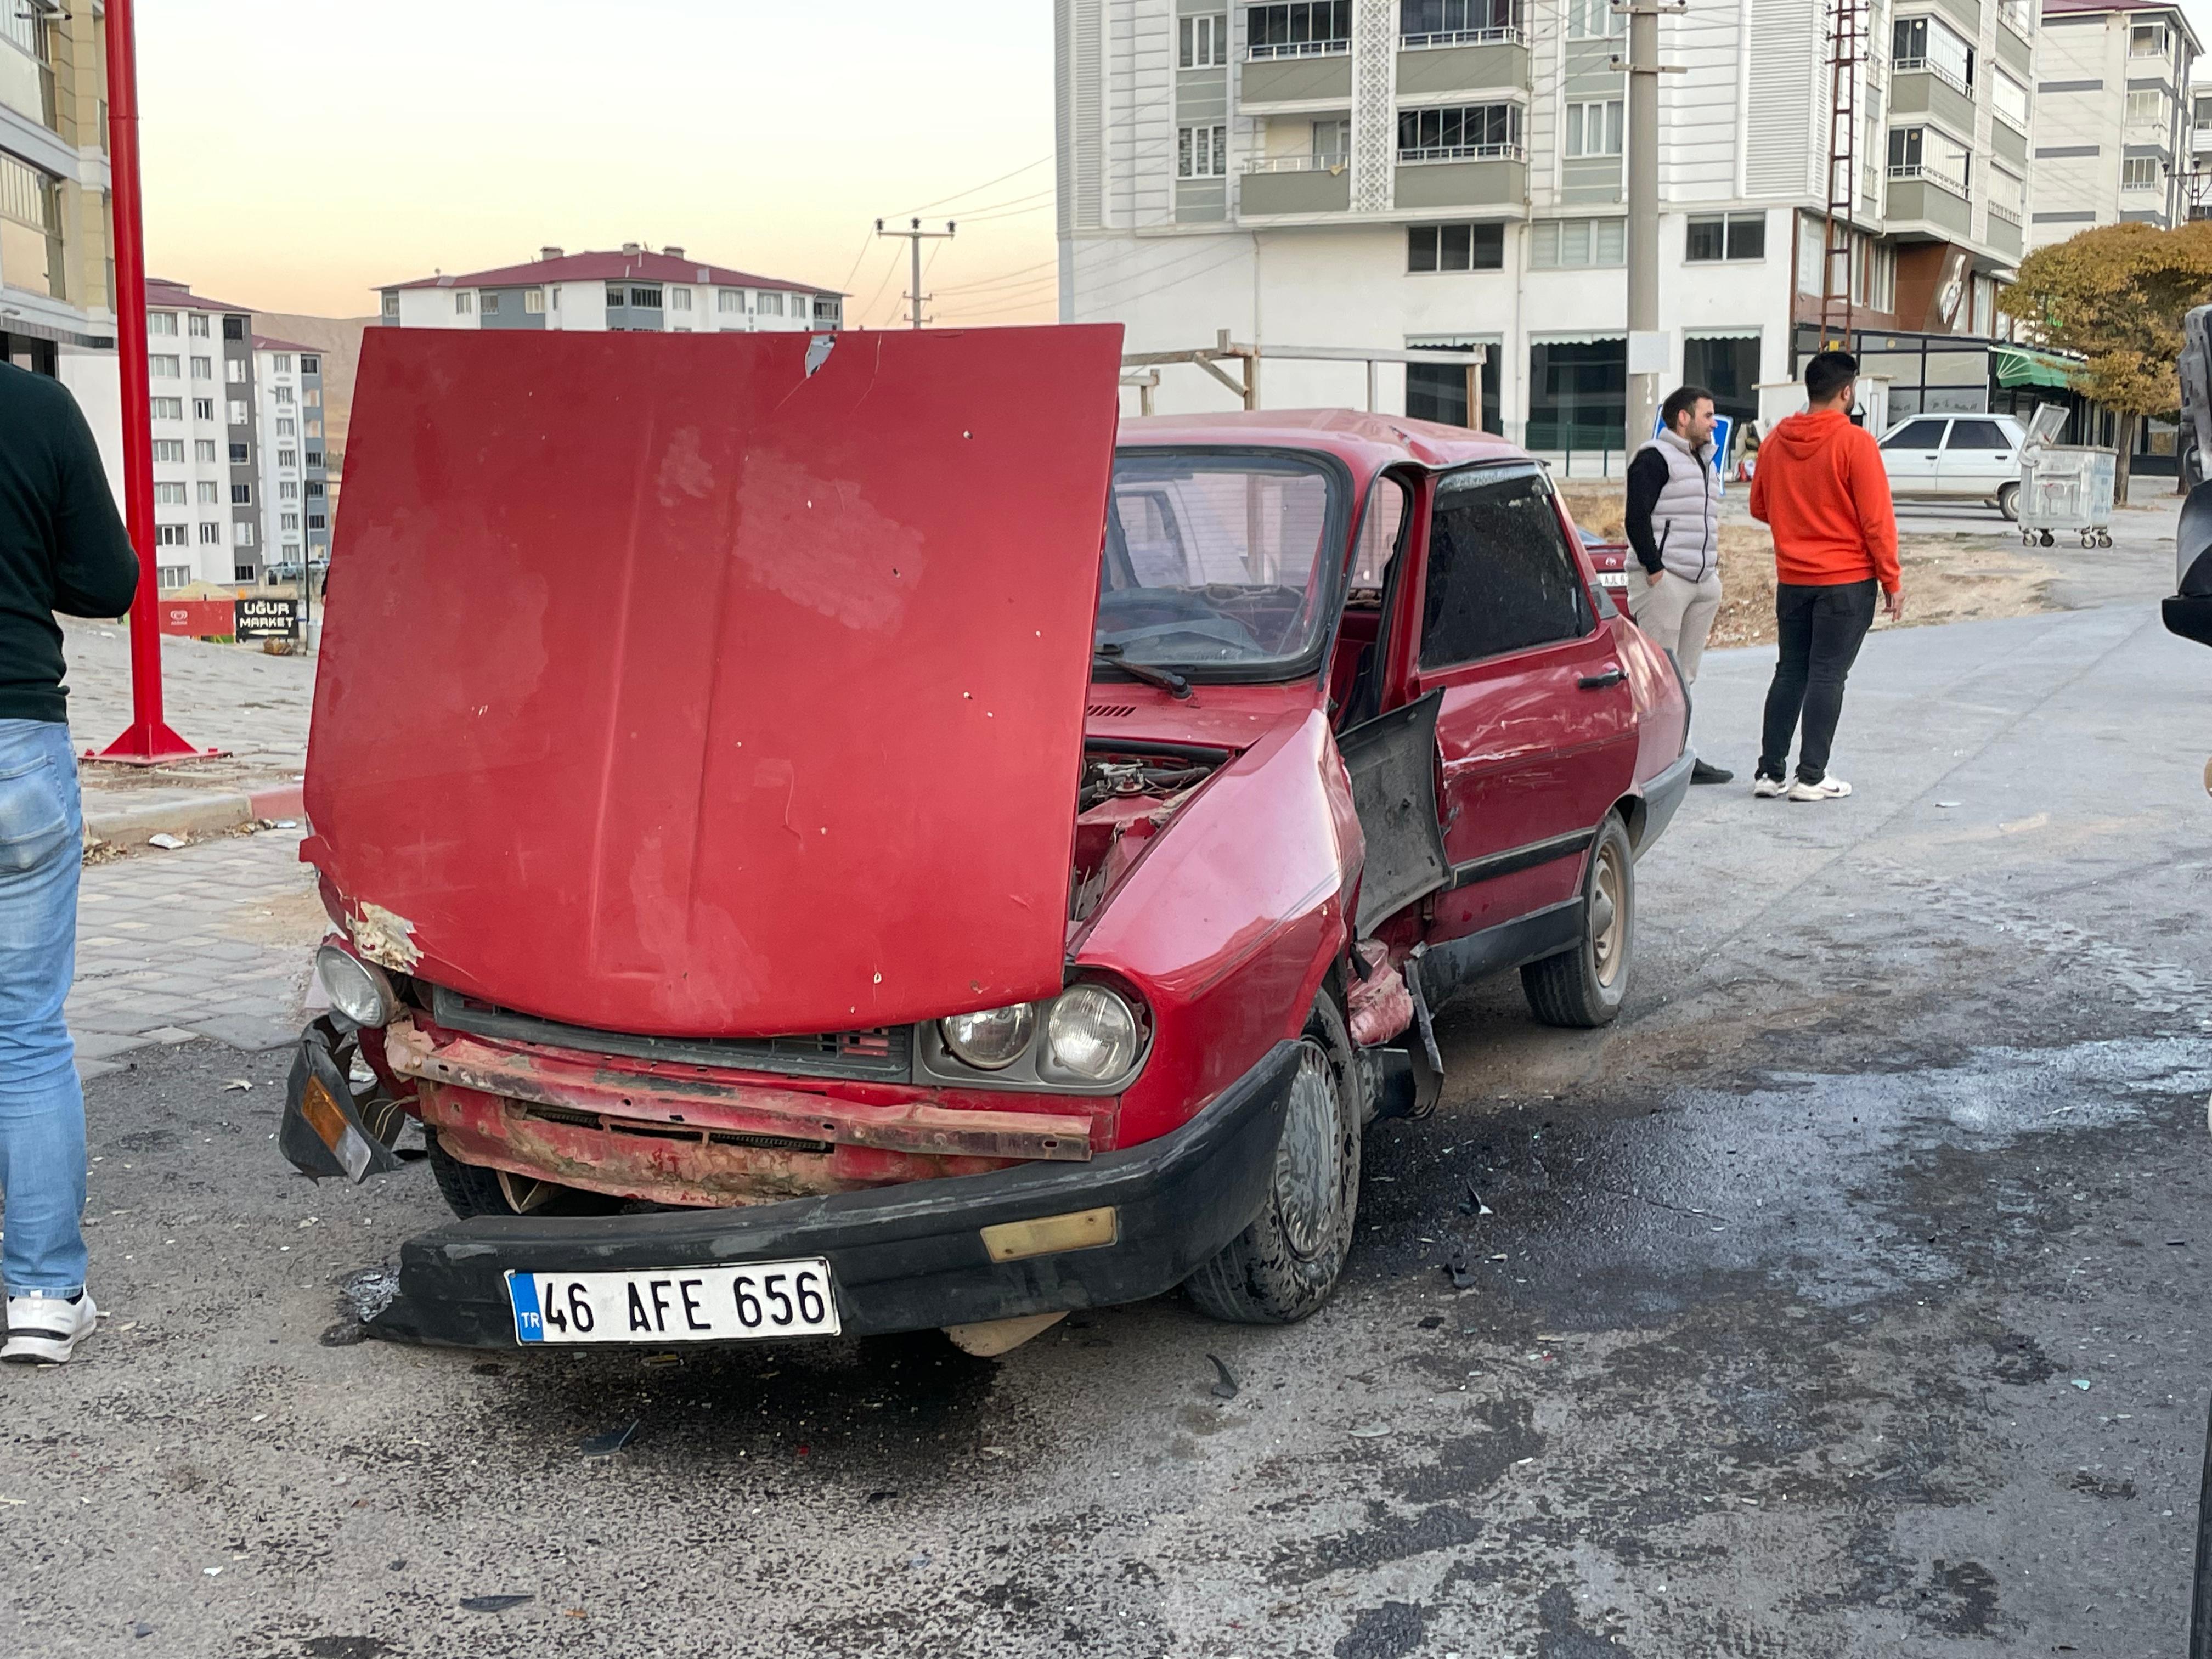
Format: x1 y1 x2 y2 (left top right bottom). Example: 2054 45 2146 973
1557 485 2059 648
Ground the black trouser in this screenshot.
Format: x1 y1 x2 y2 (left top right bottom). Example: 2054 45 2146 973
1758 579 1877 784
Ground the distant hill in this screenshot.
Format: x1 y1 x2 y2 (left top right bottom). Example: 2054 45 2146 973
252 312 375 475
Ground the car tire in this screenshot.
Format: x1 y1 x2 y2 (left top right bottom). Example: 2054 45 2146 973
426 1133 509 1218
1185 994 1361 1325
1997 482 2019 521
1521 811 1634 1029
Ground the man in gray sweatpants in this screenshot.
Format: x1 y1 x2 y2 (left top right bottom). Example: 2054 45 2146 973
1626 383 1731 785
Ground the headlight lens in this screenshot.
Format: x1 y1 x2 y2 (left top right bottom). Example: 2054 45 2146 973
1043 985 1139 1084
315 944 397 1028
940 1002 1037 1070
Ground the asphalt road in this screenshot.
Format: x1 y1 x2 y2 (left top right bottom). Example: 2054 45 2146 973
7 589 2211 1657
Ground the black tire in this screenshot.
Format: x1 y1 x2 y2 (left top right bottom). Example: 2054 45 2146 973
2040 529 2055 547
1521 812 1633 1028
1184 994 1362 1324
426 1133 509 1218
1997 482 2019 522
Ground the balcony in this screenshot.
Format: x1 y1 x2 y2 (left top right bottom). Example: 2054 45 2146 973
1395 147 1528 211
1241 44 1353 105
1396 31 1531 97
1884 165 1973 238
1888 60 1978 136
1240 155 1353 216
1987 204 2023 258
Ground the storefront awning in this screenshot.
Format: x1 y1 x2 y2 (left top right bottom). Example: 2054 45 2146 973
1993 346 2080 389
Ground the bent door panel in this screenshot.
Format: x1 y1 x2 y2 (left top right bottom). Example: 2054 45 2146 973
1407 465 1639 939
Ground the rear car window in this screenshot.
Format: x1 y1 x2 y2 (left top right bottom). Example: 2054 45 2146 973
1882 419 1949 449
1945 419 2008 450
1419 465 1592 669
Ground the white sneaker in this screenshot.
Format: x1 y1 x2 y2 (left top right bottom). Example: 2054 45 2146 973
3 1291 98 1364
1786 775 1853 802
1752 775 1787 798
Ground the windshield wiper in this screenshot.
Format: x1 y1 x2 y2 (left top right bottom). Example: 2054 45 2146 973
1093 645 1192 700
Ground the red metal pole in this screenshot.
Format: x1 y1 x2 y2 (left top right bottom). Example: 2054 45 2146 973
91 0 204 763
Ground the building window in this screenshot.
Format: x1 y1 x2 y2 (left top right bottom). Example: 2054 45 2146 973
759 292 785 315
1566 0 1623 36
225 358 245 383
2131 21 2170 58
303 388 319 407
604 283 626 307
1401 0 1519 42
198 522 221 545
301 355 319 374
228 399 249 425
1991 71 2028 133
150 354 179 377
197 481 218 504
2123 156 2162 191
523 289 544 314
188 313 210 337
151 396 183 420
193 397 214 421
1887 125 1970 193
455 291 475 314
1397 103 1522 161
2127 89 2167 125
717 288 744 312
223 317 244 341
280 512 300 532
273 386 294 406
157 565 190 589
272 353 292 372
1528 217 1626 268
191 354 214 379
1990 164 2025 222
154 482 186 505
231 483 252 505
1892 15 1973 92
234 565 257 583
1247 2 1352 58
1565 99 1623 159
307 513 328 531
235 522 255 548
306 450 324 469
381 292 399 319
279 481 297 500
630 286 663 308
194 441 217 465
148 311 177 336
482 292 502 315
151 439 185 463
1407 222 1504 272
306 419 321 438
276 417 296 437
278 448 297 469
671 287 693 312
1179 123 1228 177
306 481 324 498
1686 211 1765 261
155 524 188 547
1181 14 1228 65
1404 339 1499 432
229 443 249 464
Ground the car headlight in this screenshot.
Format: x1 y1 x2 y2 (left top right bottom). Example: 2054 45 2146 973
315 944 398 1028
940 1002 1037 1070
1042 985 1139 1085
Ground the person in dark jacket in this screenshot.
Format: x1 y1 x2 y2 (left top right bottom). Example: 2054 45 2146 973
0 363 138 1363
1625 383 1731 784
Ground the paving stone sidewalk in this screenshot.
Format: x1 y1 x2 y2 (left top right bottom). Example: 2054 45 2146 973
69 828 324 1079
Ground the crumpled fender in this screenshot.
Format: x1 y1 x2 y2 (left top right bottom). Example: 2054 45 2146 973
279 1016 413 1183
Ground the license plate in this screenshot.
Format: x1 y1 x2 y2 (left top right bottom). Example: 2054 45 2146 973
1596 571 1630 589
506 1260 840 1345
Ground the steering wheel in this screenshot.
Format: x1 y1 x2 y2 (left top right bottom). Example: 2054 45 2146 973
1097 585 1224 624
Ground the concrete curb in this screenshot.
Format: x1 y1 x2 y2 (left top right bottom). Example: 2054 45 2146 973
85 782 303 845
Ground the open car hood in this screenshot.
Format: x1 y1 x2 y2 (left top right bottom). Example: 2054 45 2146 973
304 324 1123 1037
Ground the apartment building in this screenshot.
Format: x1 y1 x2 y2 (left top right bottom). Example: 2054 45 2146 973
376 245 844 334
2190 75 2212 218
2028 0 2200 245
1 0 120 482
142 280 263 591
1057 0 2036 448
253 337 332 585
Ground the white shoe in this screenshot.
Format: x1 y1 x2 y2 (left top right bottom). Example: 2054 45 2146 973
3 1291 98 1364
1752 775 1787 798
1786 775 1853 802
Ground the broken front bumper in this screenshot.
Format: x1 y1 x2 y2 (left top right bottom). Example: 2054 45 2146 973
363 1040 1301 1348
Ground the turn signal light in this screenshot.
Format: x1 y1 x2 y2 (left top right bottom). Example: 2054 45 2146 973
980 1206 1119 1263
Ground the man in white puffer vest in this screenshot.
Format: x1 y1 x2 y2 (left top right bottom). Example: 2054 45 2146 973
1625 384 1733 785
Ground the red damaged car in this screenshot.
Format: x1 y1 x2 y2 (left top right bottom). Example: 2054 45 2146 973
281 325 1689 1354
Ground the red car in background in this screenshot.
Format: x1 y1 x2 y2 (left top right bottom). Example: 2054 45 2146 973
281 327 1689 1353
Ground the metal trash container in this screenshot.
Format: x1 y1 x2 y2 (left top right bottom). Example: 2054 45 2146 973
2017 402 2117 549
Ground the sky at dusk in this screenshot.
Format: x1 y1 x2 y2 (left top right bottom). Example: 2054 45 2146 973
136 0 1059 326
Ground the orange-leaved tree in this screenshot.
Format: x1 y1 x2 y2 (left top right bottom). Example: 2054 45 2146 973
1998 221 2212 500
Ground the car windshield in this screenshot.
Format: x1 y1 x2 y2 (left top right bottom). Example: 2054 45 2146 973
1098 450 1343 678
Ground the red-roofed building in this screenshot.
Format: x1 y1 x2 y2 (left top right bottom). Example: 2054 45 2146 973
375 244 844 334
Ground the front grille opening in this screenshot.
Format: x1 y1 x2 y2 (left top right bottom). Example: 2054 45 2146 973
514 1101 832 1157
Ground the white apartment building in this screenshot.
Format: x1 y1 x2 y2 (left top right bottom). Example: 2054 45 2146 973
1057 0 2038 450
143 280 263 591
2028 0 2200 246
376 245 844 334
253 337 332 585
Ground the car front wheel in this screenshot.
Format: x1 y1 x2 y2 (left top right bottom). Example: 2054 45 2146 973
1521 811 1634 1028
1185 994 1361 1324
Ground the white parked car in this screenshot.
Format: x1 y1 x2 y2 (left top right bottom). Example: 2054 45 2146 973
1877 414 2028 520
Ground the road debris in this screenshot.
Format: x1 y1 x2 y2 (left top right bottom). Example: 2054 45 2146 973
459 1594 533 1613
1206 1353 1240 1400
1348 1424 1391 1439
146 833 187 850
221 1079 253 1093
580 1423 639 1458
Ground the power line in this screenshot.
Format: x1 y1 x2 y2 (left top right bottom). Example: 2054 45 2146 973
890 155 1052 217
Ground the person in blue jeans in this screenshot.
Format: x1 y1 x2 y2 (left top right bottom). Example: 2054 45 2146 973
0 363 139 1363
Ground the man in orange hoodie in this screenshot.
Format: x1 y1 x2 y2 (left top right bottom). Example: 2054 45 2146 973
1746 349 1904 801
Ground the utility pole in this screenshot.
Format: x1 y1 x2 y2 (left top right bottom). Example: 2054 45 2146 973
875 217 956 328
1618 2 1683 465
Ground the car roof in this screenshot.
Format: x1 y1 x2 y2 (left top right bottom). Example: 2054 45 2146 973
1118 408 1531 478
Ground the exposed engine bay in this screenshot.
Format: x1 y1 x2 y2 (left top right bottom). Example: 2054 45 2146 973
1069 746 1227 924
